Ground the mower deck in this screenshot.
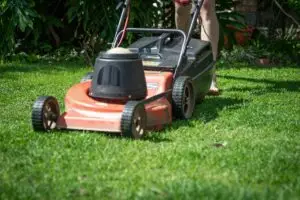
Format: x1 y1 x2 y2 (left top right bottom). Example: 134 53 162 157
57 71 173 132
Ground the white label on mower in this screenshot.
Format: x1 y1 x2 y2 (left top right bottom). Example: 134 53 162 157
143 60 161 67
147 82 159 89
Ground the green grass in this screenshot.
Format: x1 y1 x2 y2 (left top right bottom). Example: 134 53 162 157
0 61 299 200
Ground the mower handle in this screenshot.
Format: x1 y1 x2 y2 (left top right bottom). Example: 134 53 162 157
112 0 205 78
172 0 204 78
114 28 187 69
112 0 131 47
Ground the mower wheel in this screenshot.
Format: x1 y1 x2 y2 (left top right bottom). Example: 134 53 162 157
172 76 195 119
121 101 147 139
32 96 60 132
80 72 93 83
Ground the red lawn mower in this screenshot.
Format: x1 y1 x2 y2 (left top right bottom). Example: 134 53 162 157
31 0 214 139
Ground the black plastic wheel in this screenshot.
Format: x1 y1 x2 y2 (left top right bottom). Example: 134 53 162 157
32 96 60 132
121 101 147 139
80 72 93 83
172 76 195 119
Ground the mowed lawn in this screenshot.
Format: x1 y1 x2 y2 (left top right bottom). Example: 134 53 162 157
0 61 299 200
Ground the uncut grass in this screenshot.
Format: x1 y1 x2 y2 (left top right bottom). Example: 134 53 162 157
0 61 299 199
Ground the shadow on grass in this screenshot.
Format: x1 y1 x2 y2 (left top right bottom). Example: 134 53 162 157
194 96 246 122
49 128 173 143
220 75 300 93
143 132 173 143
106 131 173 143
170 97 248 129
194 96 247 123
103 130 173 143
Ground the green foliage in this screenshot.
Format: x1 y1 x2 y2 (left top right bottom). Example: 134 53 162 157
65 0 118 64
216 0 248 50
220 36 300 66
66 0 117 43
218 0 299 65
5 48 84 64
288 0 300 13
220 46 258 64
20 0 68 54
65 0 173 64
4 0 298 66
251 25 300 65
0 0 248 60
0 0 38 58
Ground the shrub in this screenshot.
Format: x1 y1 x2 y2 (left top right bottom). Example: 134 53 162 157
0 0 38 59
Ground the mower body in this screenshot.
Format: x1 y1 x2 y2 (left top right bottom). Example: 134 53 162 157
56 36 214 133
129 36 214 99
57 71 173 132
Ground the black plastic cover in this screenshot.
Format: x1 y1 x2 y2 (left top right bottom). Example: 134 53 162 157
90 51 147 100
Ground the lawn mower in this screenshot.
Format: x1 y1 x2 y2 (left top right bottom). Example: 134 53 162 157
31 0 214 139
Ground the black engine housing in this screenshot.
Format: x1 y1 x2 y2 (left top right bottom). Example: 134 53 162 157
90 49 147 100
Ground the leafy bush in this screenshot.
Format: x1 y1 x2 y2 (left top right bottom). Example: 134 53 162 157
216 0 248 50
220 38 299 66
0 0 38 59
288 0 300 14
0 0 256 63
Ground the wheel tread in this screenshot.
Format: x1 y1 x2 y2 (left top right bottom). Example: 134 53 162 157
172 76 195 119
121 101 146 139
31 96 59 132
121 101 138 137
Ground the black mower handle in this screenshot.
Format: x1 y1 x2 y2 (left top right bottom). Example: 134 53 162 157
114 28 187 69
173 0 204 78
112 0 205 78
112 0 131 47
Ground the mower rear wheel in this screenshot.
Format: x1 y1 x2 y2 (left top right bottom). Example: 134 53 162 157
32 96 60 132
121 101 147 139
172 76 195 119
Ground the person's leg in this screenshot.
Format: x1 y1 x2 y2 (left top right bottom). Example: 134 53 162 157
174 2 192 34
200 0 220 94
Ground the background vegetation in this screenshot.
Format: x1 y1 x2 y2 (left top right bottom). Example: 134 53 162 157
1 0 299 65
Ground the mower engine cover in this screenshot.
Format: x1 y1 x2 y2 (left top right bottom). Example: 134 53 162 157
90 47 147 100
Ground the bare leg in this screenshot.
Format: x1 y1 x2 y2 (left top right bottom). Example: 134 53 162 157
200 0 220 94
174 2 192 34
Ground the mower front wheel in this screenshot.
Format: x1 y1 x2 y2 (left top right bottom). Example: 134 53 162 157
172 76 195 119
32 96 60 132
121 101 147 139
